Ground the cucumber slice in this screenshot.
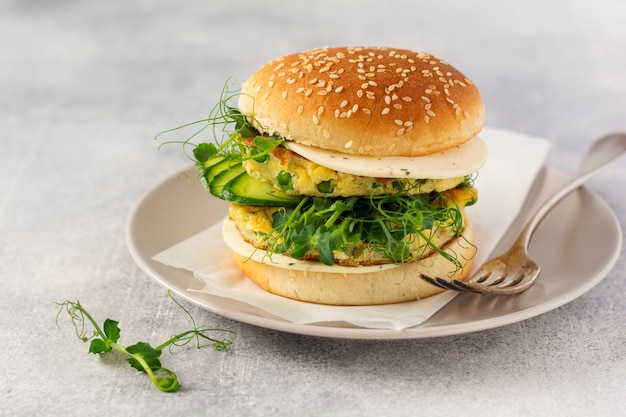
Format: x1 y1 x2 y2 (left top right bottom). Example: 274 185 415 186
209 164 246 197
197 156 237 192
222 172 302 207
206 158 238 183
197 155 302 207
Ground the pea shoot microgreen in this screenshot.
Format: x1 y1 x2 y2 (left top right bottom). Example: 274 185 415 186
55 290 236 393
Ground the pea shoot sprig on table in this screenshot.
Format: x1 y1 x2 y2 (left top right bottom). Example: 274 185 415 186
55 290 236 393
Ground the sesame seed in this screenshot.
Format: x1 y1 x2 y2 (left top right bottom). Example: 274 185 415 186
427 109 436 117
318 106 324 115
366 92 375 99
281 91 287 99
340 100 348 108
424 115 430 123
312 115 319 124
344 140 353 149
268 81 275 88
394 119 403 125
362 108 371 115
335 86 344 93
305 89 312 96
361 82 369 89
403 96 413 102
356 90 363 97
323 129 330 138
396 128 405 135
334 109 340 118
297 105 304 114
384 96 391 104
318 90 328 96
381 108 390 115
393 104 402 109
352 104 359 112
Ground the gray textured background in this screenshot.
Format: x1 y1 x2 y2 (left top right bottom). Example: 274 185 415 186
1 1 625 416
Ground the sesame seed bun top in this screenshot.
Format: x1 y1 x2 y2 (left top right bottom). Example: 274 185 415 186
238 46 485 157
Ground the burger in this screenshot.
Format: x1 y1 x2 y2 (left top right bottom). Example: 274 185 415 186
187 46 486 305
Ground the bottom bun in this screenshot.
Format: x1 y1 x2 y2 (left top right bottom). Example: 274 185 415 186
233 219 475 306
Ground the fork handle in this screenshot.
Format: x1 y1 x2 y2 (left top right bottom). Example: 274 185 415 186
516 132 626 249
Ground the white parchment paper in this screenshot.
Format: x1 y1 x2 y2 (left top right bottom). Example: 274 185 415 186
153 128 551 330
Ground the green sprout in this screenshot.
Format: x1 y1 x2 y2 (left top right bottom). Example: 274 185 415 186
55 290 236 393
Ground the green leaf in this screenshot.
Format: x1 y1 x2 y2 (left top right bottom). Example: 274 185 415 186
127 342 162 359
290 224 314 259
193 143 217 163
103 318 121 343
228 107 257 137
89 338 110 354
127 342 163 372
328 227 344 251
253 136 281 152
314 226 334 265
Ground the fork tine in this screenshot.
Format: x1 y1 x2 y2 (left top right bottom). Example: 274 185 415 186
420 274 450 290
421 274 477 293
450 279 484 293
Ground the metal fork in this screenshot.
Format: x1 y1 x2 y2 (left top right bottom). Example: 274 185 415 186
421 132 626 295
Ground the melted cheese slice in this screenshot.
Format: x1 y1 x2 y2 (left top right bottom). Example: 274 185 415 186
284 136 488 179
222 219 399 274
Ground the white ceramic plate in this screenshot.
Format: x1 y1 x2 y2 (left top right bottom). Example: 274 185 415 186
126 140 622 340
